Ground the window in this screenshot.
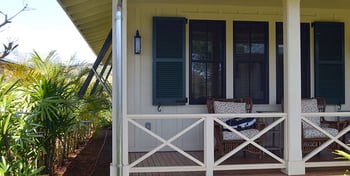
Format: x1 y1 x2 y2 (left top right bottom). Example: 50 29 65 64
152 17 187 105
276 23 311 104
314 22 345 104
189 20 226 104
233 21 269 104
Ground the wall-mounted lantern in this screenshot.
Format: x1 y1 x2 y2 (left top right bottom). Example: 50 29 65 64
134 30 141 54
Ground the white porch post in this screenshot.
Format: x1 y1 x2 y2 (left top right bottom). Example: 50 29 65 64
204 116 214 176
282 0 304 175
111 0 128 176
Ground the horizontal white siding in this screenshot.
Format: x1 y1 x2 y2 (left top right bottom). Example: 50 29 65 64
126 2 350 151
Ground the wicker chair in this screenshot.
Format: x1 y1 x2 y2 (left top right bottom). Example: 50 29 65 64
207 97 265 158
301 97 346 154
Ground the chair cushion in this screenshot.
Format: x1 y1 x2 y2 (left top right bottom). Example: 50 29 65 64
301 99 321 128
223 129 260 140
303 127 338 138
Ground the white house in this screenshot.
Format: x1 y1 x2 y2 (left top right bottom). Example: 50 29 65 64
58 0 350 175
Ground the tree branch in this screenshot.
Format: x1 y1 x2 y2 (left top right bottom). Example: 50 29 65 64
0 4 28 29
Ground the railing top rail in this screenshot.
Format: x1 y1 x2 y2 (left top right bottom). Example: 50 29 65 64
127 111 350 119
302 112 350 117
127 113 287 119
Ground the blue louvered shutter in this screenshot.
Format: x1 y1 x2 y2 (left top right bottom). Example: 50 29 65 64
152 17 187 105
314 22 345 104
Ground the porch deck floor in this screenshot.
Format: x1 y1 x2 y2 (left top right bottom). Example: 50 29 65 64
129 151 349 176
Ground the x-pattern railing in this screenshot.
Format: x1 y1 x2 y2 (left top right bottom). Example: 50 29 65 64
126 112 350 175
213 114 286 166
127 113 287 174
128 117 205 169
301 112 350 162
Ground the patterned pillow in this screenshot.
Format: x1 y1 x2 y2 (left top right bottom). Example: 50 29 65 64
213 101 246 114
301 99 319 113
213 101 246 122
301 99 320 128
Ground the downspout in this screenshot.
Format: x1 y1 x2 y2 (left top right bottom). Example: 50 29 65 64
111 0 123 175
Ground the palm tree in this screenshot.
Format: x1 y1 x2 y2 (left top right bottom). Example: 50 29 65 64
20 51 80 174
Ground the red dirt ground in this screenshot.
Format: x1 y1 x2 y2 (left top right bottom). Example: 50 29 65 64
54 126 112 176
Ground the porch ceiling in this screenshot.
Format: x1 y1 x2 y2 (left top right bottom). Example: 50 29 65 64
57 0 112 55
57 0 350 55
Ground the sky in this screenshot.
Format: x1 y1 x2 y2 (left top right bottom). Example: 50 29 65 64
0 0 96 64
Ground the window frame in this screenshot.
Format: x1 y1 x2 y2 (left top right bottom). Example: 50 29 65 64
189 20 226 105
233 21 269 104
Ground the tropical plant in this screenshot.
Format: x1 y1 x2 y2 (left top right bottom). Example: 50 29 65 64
0 76 44 176
11 51 110 175
333 149 350 176
3 50 111 175
16 51 77 174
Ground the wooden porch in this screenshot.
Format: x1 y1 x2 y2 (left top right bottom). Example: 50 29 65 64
129 151 349 176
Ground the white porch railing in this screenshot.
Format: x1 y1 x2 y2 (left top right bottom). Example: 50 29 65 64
126 112 350 175
302 112 350 167
127 113 286 175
